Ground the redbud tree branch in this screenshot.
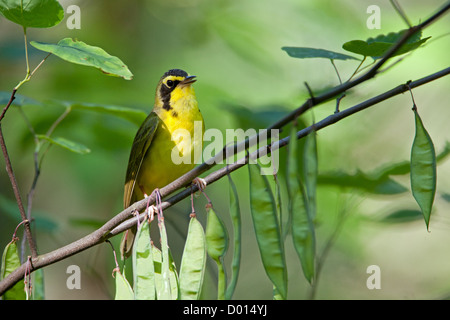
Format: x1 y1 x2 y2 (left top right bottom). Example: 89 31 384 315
0 3 448 296
0 121 38 259
0 53 54 261
0 66 448 296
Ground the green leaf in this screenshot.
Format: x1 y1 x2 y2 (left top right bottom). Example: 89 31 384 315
373 209 423 224
30 38 133 80
1 238 26 300
37 135 91 154
114 269 134 300
132 219 155 300
212 15 275 70
205 206 229 262
157 215 173 300
179 216 206 300
373 143 449 179
282 47 359 61
442 193 450 203
32 269 45 300
304 128 318 220
67 102 147 126
274 172 283 234
342 30 431 59
0 91 42 107
248 160 287 299
0 0 64 28
287 123 315 284
322 143 448 195
0 194 58 233
69 217 104 230
205 205 228 300
411 108 436 230
153 245 179 300
225 174 242 300
272 173 284 300
225 104 292 130
318 170 408 194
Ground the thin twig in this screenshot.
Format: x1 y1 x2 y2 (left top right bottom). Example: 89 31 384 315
0 89 17 122
105 240 120 271
329 59 342 84
390 0 412 28
406 80 418 111
335 93 346 114
13 220 29 240
308 194 359 300
23 27 30 79
0 49 53 261
304 82 315 102
45 106 71 138
29 53 52 78
347 56 366 82
0 124 38 259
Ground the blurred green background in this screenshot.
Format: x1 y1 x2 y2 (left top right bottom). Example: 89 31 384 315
0 0 449 299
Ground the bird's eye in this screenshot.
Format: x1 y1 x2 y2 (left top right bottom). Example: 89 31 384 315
166 80 174 87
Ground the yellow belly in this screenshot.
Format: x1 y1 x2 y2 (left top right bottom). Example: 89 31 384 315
135 109 204 200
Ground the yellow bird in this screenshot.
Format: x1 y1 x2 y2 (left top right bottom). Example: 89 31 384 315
121 69 205 258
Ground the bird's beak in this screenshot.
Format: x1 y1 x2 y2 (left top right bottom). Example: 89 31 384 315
180 75 197 86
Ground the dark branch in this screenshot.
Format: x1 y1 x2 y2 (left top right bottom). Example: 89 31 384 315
0 4 449 296
0 66 448 296
0 122 38 259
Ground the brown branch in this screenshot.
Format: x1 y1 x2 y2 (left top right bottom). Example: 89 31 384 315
0 65 448 296
0 91 38 259
268 1 450 131
0 53 54 262
0 123 38 259
0 3 448 296
0 89 17 122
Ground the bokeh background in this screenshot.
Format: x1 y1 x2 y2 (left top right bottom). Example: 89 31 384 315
0 0 449 299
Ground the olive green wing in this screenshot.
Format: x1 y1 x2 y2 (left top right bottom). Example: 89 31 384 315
123 111 160 209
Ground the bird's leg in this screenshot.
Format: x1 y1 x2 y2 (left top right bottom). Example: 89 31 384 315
132 209 141 229
151 188 163 222
192 177 207 192
193 177 212 203
140 185 157 222
146 200 156 222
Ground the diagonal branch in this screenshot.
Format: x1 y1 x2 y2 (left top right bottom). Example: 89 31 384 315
121 1 450 220
0 121 38 259
0 3 448 296
0 65 448 296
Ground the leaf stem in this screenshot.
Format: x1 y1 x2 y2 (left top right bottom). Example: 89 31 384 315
0 124 38 259
30 53 52 78
45 106 72 137
329 59 342 85
24 27 30 77
15 28 51 92
347 56 366 82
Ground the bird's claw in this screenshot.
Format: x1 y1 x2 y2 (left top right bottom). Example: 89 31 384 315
192 177 207 192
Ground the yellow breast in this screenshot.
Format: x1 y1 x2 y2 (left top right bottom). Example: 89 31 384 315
136 85 204 199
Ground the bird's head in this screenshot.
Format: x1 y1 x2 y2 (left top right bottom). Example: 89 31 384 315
155 69 197 112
